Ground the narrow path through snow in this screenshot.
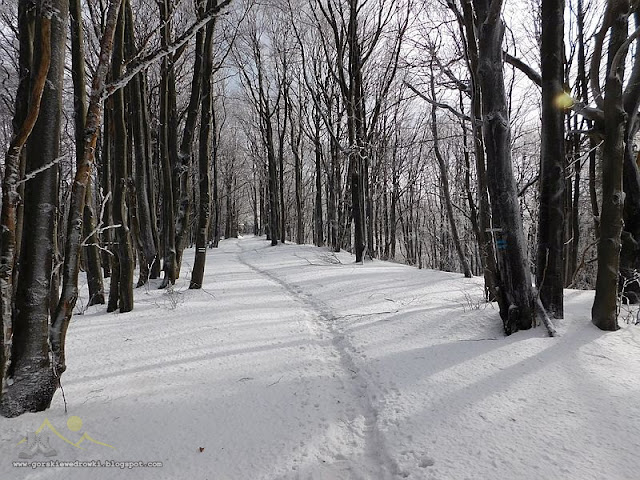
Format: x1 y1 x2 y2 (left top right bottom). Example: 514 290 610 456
236 238 398 479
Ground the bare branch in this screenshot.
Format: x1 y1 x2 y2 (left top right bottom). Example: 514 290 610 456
404 81 471 121
504 52 541 86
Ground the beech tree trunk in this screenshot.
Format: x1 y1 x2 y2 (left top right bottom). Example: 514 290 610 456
2 0 67 417
159 0 177 286
0 0 50 413
429 66 473 278
459 0 498 300
109 1 134 312
618 10 640 302
70 0 105 306
190 0 217 289
536 0 565 318
124 0 157 284
592 0 629 331
175 8 206 270
473 0 534 334
314 109 324 247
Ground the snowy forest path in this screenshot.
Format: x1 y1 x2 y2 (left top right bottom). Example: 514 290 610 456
3 236 638 480
235 237 400 479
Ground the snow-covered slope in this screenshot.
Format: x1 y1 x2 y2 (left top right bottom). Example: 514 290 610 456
1 236 639 480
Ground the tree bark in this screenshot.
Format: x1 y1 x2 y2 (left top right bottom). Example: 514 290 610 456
459 0 498 300
175 5 206 271
429 65 473 278
473 0 534 334
190 0 217 289
110 1 134 312
592 0 629 331
159 0 177 287
124 0 156 283
536 0 565 318
70 0 105 305
314 108 324 247
0 0 50 412
2 0 67 417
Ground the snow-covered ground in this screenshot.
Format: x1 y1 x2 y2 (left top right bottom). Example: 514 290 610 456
1 236 639 480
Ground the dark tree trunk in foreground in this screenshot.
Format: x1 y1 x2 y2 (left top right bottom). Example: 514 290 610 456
211 129 221 248
618 10 640 303
190 0 217 289
592 0 629 331
266 111 280 246
2 0 67 417
289 97 305 245
0 0 50 413
473 0 534 334
536 0 565 318
142 77 162 278
346 0 367 263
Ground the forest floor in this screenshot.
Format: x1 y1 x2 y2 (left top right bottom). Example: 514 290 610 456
1 236 640 480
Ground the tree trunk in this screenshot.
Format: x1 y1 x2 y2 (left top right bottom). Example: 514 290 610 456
0 0 50 412
592 0 629 331
110 1 134 312
175 6 206 271
50 0 123 377
71 0 105 305
124 0 156 282
190 0 217 289
291 104 305 245
2 0 67 417
159 0 177 287
536 0 565 318
278 98 287 244
460 0 498 300
473 0 534 334
429 64 473 278
314 109 324 247
100 107 113 278
618 10 640 302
